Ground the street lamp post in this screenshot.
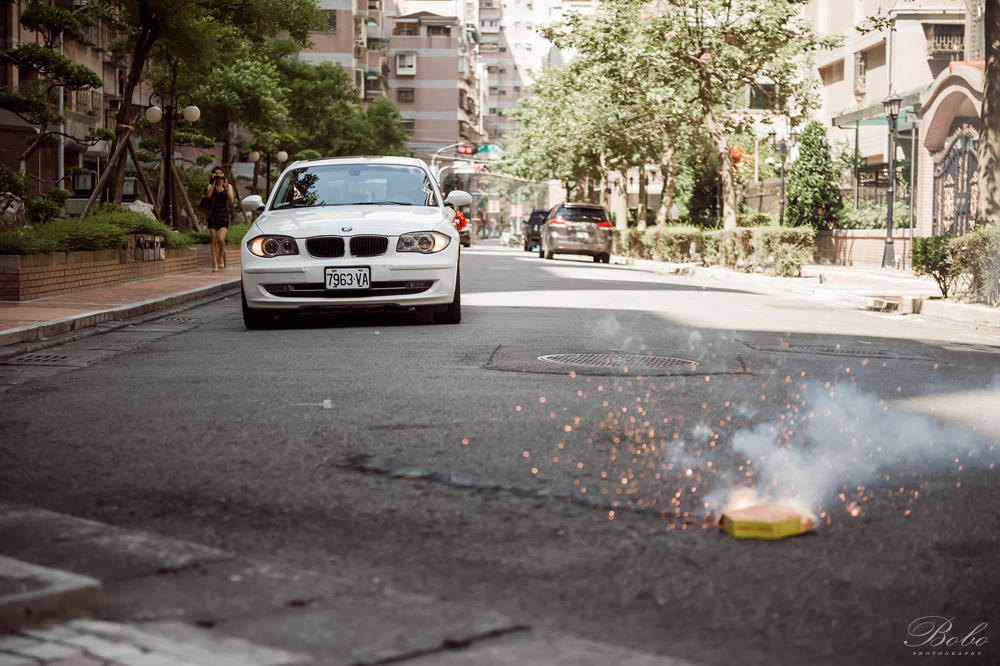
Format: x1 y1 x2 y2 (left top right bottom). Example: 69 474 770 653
882 95 902 269
767 128 798 226
145 92 200 226
247 149 289 200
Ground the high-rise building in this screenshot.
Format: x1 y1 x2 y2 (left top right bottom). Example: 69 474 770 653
298 0 391 103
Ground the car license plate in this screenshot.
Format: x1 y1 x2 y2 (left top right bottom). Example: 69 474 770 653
325 266 370 289
576 232 590 239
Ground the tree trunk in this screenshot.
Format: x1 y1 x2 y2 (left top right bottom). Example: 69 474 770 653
655 140 677 225
703 102 738 229
107 27 157 203
636 164 647 230
977 1 999 226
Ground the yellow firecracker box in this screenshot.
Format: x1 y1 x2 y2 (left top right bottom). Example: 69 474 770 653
720 505 815 540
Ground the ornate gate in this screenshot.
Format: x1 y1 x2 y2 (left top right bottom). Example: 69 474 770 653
933 124 979 235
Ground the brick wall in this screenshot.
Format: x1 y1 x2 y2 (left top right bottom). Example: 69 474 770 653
0 248 198 301
814 230 914 268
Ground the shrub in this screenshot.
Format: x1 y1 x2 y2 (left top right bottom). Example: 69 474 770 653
0 219 126 254
949 226 1000 305
750 226 815 277
912 235 960 298
699 231 718 266
655 224 702 261
738 211 775 227
714 228 754 269
786 121 843 229
837 200 911 229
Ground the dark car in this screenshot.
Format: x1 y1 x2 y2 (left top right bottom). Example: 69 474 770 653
539 202 612 263
522 209 548 251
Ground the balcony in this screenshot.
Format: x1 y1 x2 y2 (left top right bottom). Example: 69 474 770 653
926 24 964 59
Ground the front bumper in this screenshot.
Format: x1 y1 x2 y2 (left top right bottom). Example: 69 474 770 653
241 246 458 312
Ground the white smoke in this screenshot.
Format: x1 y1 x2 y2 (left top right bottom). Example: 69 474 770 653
706 381 995 515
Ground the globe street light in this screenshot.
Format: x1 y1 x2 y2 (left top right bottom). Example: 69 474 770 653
146 91 200 226
768 128 798 226
882 94 903 269
247 149 289 200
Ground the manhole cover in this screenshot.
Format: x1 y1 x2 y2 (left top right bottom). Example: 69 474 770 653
1 353 73 366
538 353 696 370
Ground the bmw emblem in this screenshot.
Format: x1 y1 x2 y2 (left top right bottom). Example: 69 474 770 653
342 226 352 232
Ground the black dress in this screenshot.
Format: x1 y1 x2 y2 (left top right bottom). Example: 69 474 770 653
207 188 231 230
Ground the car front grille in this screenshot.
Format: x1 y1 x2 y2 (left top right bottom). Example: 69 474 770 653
306 236 345 258
350 235 388 257
263 281 433 298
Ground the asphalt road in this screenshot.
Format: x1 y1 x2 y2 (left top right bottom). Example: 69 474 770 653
2 242 999 665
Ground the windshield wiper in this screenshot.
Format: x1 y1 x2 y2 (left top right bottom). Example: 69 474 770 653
355 201 413 206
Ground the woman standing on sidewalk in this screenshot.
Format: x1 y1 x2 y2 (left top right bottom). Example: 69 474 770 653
205 166 234 272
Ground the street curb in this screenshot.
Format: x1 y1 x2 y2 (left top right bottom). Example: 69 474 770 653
0 278 240 349
0 555 102 631
613 256 1000 329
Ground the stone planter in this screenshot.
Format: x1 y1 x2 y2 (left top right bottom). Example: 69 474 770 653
0 242 198 301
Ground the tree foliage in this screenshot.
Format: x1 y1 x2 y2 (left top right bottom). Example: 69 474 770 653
786 121 842 228
505 0 838 227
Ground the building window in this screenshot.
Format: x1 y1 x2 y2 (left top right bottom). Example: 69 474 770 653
316 10 336 32
398 88 415 103
427 25 451 36
489 107 498 114
396 52 417 75
402 119 416 133
394 21 418 35
925 23 965 58
487 65 498 73
499 89 507 95
489 85 499 92
499 68 506 74
513 85 521 92
499 46 506 52
819 60 845 86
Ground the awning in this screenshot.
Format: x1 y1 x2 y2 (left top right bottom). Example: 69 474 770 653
0 108 37 134
831 86 928 129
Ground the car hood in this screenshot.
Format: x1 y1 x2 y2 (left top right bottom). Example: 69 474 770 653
252 205 454 237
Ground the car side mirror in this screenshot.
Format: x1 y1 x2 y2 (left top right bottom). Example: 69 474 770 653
241 195 265 212
444 190 473 208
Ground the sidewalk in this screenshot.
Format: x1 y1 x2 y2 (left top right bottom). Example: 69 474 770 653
616 257 1000 329
0 265 240 351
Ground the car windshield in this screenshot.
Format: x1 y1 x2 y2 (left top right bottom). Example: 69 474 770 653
559 207 607 223
271 164 439 210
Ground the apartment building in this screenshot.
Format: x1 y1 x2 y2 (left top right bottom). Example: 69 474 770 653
386 0 488 161
298 0 391 103
1 0 122 192
805 0 985 237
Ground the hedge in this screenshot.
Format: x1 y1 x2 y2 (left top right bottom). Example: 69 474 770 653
949 225 1000 306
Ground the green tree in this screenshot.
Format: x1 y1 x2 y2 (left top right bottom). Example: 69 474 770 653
786 121 843 229
92 0 319 197
0 2 106 177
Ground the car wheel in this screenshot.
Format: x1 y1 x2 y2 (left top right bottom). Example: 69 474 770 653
592 254 601 263
434 267 461 324
242 286 270 330
544 246 554 260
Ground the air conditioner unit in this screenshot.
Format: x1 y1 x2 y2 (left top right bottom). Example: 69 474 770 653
107 99 121 112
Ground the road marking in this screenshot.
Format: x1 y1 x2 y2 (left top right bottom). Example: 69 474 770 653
293 399 333 408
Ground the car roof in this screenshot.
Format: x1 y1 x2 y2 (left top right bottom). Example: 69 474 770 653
284 156 430 170
559 202 606 208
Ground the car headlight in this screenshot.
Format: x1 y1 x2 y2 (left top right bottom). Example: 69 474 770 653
396 231 451 254
248 235 299 258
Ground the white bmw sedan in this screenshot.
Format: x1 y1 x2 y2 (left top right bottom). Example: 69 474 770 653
239 156 471 329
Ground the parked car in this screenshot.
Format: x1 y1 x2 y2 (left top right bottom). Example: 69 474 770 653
538 202 613 263
239 156 472 328
522 209 548 251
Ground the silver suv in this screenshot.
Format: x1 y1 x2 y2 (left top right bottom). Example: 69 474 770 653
539 203 612 263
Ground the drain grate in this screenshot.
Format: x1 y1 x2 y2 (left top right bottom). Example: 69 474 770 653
157 317 196 324
1 353 73 366
539 353 696 370
789 345 895 357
